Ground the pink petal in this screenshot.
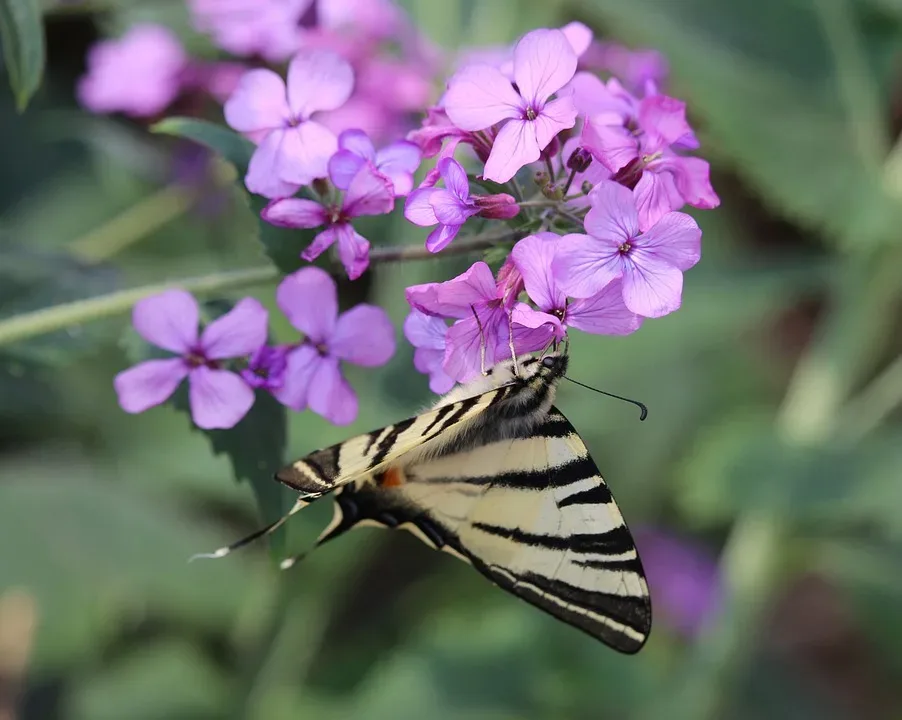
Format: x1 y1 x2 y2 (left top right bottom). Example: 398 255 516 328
261 197 327 228
277 120 338 185
405 187 439 226
327 150 366 190
114 358 188 413
443 64 522 131
561 21 593 57
337 128 376 159
434 261 499 317
635 212 702 272
511 303 564 352
286 49 354 119
513 29 578 106
330 304 395 366
423 352 456 394
533 95 577 150
553 232 623 299
567 72 635 119
585 181 640 244
425 224 462 253
223 68 290 133
566 280 643 335
664 155 720 210
307 355 358 425
333 224 371 280
405 282 442 316
638 95 692 152
431 188 476 226
132 289 198 353
271 344 320 410
404 309 448 351
276 266 337 343
188 366 255 429
439 157 471 201
581 118 639 173
510 232 565 311
376 140 421 196
634 169 685 230
442 315 494 382
483 119 540 183
300 227 338 263
343 164 395 217
621 259 684 318
200 297 268 359
245 130 302 199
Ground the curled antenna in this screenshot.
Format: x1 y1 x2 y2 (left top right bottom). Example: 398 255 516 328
563 376 648 421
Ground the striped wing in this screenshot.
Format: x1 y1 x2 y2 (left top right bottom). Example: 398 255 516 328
275 384 513 497
318 407 652 653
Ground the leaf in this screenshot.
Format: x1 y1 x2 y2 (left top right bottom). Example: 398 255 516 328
0 0 45 111
153 117 309 273
575 0 902 250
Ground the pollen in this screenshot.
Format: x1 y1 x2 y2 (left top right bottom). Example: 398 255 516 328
379 466 406 487
619 242 632 254
525 107 537 121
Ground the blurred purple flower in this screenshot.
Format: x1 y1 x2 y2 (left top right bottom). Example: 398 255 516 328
580 42 669 94
261 162 394 280
274 268 395 425
406 261 516 382
190 0 312 61
114 291 267 429
77 24 187 118
404 310 455 394
634 526 721 637
241 345 289 391
224 50 354 198
329 129 422 197
554 181 701 318
510 232 642 351
405 158 519 253
444 29 578 183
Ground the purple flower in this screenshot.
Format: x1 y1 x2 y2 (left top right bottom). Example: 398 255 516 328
633 526 721 638
328 129 422 197
553 181 701 318
443 29 578 183
510 232 643 351
581 93 718 228
224 50 354 198
273 268 395 425
580 42 669 94
77 24 187 118
406 261 515 382
241 345 289 391
403 310 455 394
261 162 394 280
114 291 267 429
404 158 519 253
190 0 312 61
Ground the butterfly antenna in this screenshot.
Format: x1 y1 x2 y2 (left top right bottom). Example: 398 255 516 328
563 376 648 421
507 311 520 377
471 305 488 376
278 550 310 571
188 497 310 562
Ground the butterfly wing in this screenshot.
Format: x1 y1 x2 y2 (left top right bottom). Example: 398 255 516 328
316 407 652 654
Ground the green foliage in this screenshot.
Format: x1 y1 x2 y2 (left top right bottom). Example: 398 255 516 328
0 0 45 110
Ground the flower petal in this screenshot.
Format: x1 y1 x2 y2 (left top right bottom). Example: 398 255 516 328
662 155 720 210
343 164 395 217
330 304 396 366
634 169 684 231
443 64 522 131
438 157 471 202
277 120 337 184
433 261 499 317
584 181 641 244
405 187 439 226
327 149 366 190
511 303 563 353
188 366 255 429
200 297 268 359
332 224 371 280
245 130 302 198
425 223 461 253
513 28 578 106
553 232 623 299
533 95 577 150
307 355 358 425
405 282 442 316
271 344 319 410
404 309 448 351
638 95 692 152
132 289 198 353
420 350 456 394
483 118 540 183
286 49 354 119
581 117 638 173
337 128 376 160
431 188 476 226
510 232 565 311
566 280 643 335
635 211 702 271
376 140 421 196
114 358 187 413
223 68 290 133
561 21 593 57
443 314 496 382
300 227 339 263
621 256 684 318
276 266 337 342
261 197 326 228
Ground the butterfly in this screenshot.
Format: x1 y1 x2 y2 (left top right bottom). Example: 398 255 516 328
194 350 652 654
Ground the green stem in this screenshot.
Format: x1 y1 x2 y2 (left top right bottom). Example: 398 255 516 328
839 352 902 443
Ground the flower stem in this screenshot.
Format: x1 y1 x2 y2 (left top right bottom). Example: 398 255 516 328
562 168 578 195
368 230 519 263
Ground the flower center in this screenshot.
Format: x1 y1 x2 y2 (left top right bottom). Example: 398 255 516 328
315 342 329 355
327 205 344 225
185 351 207 368
619 242 632 255
525 106 537 121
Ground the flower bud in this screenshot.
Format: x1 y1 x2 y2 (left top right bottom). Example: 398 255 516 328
541 135 561 159
474 192 520 220
581 180 594 195
541 183 564 201
312 177 331 197
534 169 550 188
611 157 643 190
566 147 593 174
496 256 525 306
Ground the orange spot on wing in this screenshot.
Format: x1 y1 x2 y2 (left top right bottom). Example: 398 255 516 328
380 466 405 487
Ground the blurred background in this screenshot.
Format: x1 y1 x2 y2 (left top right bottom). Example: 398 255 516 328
2 0 902 718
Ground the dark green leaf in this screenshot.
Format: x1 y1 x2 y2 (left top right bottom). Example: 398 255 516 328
152 117 308 273
0 0 45 111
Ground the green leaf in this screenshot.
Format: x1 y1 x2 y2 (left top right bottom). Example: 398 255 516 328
575 0 902 249
152 117 309 273
0 0 45 111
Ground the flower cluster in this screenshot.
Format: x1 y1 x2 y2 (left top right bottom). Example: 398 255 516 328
85 3 719 426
